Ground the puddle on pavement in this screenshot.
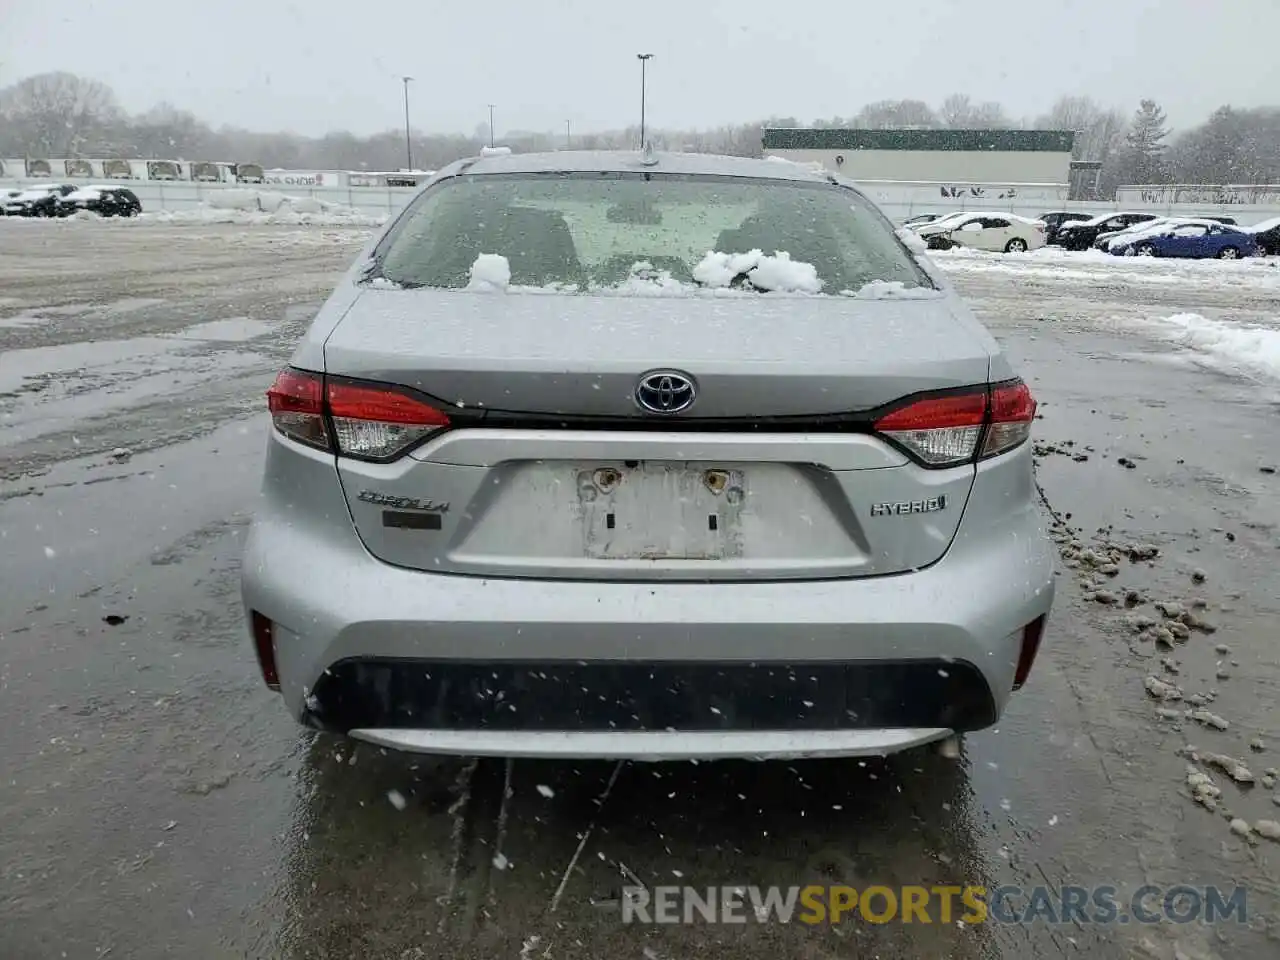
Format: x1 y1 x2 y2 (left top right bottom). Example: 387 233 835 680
165 317 272 342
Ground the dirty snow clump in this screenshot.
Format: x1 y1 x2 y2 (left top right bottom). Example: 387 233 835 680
467 253 511 292
693 250 822 293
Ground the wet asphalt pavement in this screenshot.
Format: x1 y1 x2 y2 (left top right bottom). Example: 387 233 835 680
2 224 1278 960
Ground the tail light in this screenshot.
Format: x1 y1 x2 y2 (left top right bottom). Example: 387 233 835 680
266 368 328 450
327 378 450 460
266 368 451 461
874 378 1036 467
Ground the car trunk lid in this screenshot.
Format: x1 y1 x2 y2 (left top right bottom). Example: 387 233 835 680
324 288 993 582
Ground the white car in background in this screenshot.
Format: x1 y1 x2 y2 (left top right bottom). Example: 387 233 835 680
914 212 1047 253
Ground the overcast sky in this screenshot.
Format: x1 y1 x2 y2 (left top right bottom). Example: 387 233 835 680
3 0 1276 137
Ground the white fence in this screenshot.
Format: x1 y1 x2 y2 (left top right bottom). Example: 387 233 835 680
4 176 1280 227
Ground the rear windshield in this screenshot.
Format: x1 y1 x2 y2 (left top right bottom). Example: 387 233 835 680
371 172 933 296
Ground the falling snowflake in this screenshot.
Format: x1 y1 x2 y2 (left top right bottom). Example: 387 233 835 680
387 789 407 810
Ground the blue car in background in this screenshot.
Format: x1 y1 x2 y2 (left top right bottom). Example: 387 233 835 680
1110 221 1258 259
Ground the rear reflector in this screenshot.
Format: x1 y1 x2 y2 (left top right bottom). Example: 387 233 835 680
1012 614 1047 690
250 611 280 690
874 378 1036 467
265 367 451 461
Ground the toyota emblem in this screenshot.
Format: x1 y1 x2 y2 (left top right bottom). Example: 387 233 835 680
635 369 697 414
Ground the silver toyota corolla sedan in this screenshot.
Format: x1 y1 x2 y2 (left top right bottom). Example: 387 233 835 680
241 149 1055 761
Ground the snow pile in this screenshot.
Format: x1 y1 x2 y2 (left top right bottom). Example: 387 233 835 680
843 280 939 299
602 261 689 296
139 189 388 226
467 253 512 291
896 227 929 255
764 156 826 173
1148 312 1280 381
692 249 822 293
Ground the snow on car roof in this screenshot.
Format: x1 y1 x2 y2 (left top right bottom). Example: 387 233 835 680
13 186 60 199
1074 211 1158 228
460 149 835 183
935 211 1044 224
1113 219 1233 244
1247 216 1280 233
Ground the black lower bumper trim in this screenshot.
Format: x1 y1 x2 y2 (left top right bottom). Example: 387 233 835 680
305 659 998 734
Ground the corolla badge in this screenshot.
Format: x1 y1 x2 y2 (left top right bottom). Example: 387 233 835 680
635 369 697 414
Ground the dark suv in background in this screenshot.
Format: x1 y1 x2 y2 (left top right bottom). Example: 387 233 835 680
1037 211 1093 244
55 186 143 218
1052 212 1160 250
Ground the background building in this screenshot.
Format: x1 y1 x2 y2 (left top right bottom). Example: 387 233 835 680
761 128 1076 186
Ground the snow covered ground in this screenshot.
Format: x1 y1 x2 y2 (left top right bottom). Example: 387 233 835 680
933 246 1280 382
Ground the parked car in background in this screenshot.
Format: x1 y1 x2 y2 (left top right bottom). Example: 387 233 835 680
1094 217 1178 251
1109 221 1258 259
915 212 1047 253
54 186 143 218
0 188 22 214
1052 212 1159 250
905 211 968 233
1036 211 1092 244
1092 216 1239 251
1247 216 1280 256
2 184 78 217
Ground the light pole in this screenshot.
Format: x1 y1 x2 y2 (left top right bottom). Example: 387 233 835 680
636 53 653 149
401 77 413 171
565 119 571 150
487 104 496 148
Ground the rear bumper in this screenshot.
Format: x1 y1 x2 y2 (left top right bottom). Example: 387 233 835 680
241 438 1056 759
348 728 954 761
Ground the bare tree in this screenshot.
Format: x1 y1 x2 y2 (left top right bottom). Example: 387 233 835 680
1035 96 1125 162
0 72 120 156
969 101 1012 128
1167 106 1280 186
938 94 974 127
852 99 940 129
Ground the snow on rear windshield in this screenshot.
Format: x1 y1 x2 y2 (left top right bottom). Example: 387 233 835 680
371 172 933 294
